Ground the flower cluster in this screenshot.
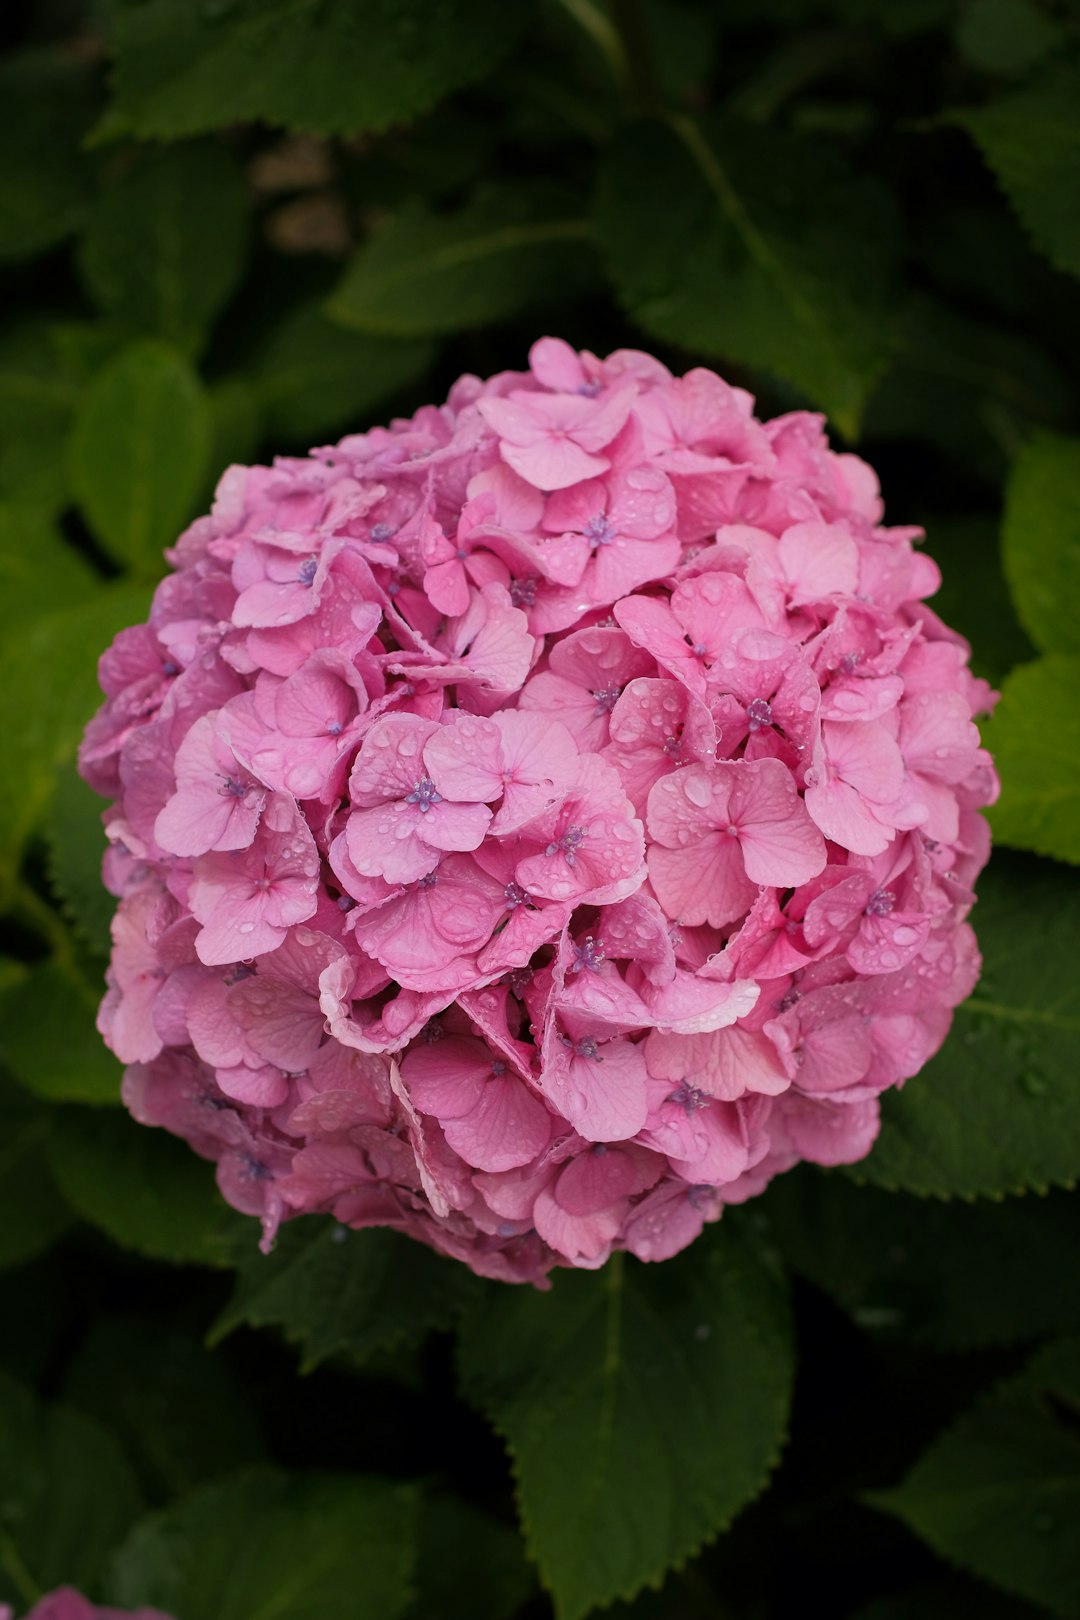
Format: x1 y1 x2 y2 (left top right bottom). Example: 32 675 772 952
0 1590 172 1620
81 338 997 1284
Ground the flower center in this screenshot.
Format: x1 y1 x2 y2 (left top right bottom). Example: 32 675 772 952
405 777 443 814
865 887 896 917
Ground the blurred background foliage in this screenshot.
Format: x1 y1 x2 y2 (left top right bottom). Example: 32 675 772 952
1 1 1079 1617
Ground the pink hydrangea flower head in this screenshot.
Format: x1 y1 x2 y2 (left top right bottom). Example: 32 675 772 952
80 337 997 1283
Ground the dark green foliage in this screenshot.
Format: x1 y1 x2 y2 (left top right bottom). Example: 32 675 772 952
459 1230 793 1618
2 2 1080 1616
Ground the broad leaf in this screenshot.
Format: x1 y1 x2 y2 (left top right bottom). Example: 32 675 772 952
0 1367 142 1606
597 116 898 438
985 658 1080 864
211 1219 480 1371
109 1470 417 1620
857 854 1080 1196
850 1579 1046 1620
953 0 1062 77
870 1340 1080 1619
329 187 596 338
952 64 1080 280
99 0 522 140
78 142 249 354
0 50 94 262
1001 431 1080 657
256 305 433 441
0 505 101 632
402 1494 535 1620
0 585 151 892
69 340 210 578
0 321 81 513
923 515 1034 686
765 1170 1080 1350
63 1317 266 1498
458 1223 793 1620
47 1108 242 1266
45 760 113 960
0 1080 71 1270
0 960 120 1106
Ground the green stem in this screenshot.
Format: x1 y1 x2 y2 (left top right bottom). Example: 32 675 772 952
553 0 632 92
10 879 80 981
0 1528 40 1608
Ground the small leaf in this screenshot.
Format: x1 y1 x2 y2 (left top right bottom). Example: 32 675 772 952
0 1366 142 1606
458 1223 793 1620
109 1469 417 1620
869 1340 1080 1620
952 64 1080 280
256 304 433 441
985 658 1080 864
597 116 898 438
329 188 596 338
78 142 250 354
99 0 523 140
1001 431 1080 657
0 960 120 1106
69 340 211 578
857 854 1080 1197
47 1108 243 1266
211 1218 481 1371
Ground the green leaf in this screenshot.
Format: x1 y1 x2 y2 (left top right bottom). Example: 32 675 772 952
985 658 1080 864
0 585 151 892
954 0 1062 77
109 1470 417 1620
79 143 250 355
0 321 81 513
0 1366 142 1606
45 760 114 960
0 505 102 632
857 854 1080 1197
205 376 263 488
0 1081 71 1271
765 1170 1080 1350
63 1317 266 1499
69 340 211 578
329 188 596 338
99 0 523 140
0 960 121 1107
256 304 433 441
952 64 1080 280
403 1493 535 1620
211 1218 480 1371
47 1108 243 1266
1001 432 1080 657
923 516 1034 687
597 116 898 438
458 1224 793 1620
869 1340 1080 1619
0 50 95 263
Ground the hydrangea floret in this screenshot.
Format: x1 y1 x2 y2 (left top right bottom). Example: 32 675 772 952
0 1589 173 1620
80 337 998 1284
